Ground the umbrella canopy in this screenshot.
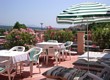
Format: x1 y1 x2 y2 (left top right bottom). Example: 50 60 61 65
56 2 110 71
57 2 110 24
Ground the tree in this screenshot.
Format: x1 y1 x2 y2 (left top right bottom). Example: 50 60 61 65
89 22 110 30
44 29 74 42
0 29 5 36
4 28 38 50
13 22 27 29
92 27 110 49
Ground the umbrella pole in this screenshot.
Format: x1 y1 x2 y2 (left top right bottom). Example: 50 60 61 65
86 21 90 72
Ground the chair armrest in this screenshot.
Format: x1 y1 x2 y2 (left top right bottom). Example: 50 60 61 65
0 59 12 69
0 60 9 63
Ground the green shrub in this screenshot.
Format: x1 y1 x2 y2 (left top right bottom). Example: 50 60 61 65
44 29 74 42
92 27 110 49
4 28 38 50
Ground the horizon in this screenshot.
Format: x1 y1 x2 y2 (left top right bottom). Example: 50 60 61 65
0 25 67 30
0 0 110 28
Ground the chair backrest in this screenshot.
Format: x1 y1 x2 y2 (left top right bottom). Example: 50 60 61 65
26 47 43 61
46 40 59 55
9 46 25 52
45 45 59 56
47 40 58 43
64 41 73 49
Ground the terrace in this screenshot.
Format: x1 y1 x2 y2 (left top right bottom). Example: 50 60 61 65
0 55 78 80
0 23 110 80
0 50 110 80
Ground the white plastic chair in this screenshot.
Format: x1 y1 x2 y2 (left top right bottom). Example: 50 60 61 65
9 46 25 74
45 40 60 65
0 56 16 80
41 40 58 61
63 41 73 60
26 47 43 77
45 45 61 66
60 43 66 61
9 46 25 52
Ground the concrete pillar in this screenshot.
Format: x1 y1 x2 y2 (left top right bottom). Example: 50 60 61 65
77 31 85 55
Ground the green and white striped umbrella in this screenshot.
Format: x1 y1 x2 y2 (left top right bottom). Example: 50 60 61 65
56 2 110 71
57 2 110 24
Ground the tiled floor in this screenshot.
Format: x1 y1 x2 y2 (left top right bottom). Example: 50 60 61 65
0 55 78 80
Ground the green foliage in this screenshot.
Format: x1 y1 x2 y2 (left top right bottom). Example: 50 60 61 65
13 22 27 29
92 27 110 49
0 29 5 36
4 28 38 50
88 22 110 49
44 29 74 42
89 22 110 30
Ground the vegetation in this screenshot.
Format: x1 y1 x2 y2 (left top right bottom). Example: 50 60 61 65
89 22 110 30
91 22 110 49
4 28 38 50
2 21 110 50
0 29 5 36
13 22 27 29
44 28 74 42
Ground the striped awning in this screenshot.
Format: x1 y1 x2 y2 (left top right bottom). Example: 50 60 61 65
57 2 110 24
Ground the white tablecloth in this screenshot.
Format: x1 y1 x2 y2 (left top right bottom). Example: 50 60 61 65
36 42 64 52
0 50 29 64
78 51 110 59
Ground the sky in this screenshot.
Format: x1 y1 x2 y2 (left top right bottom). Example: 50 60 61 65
0 0 110 28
